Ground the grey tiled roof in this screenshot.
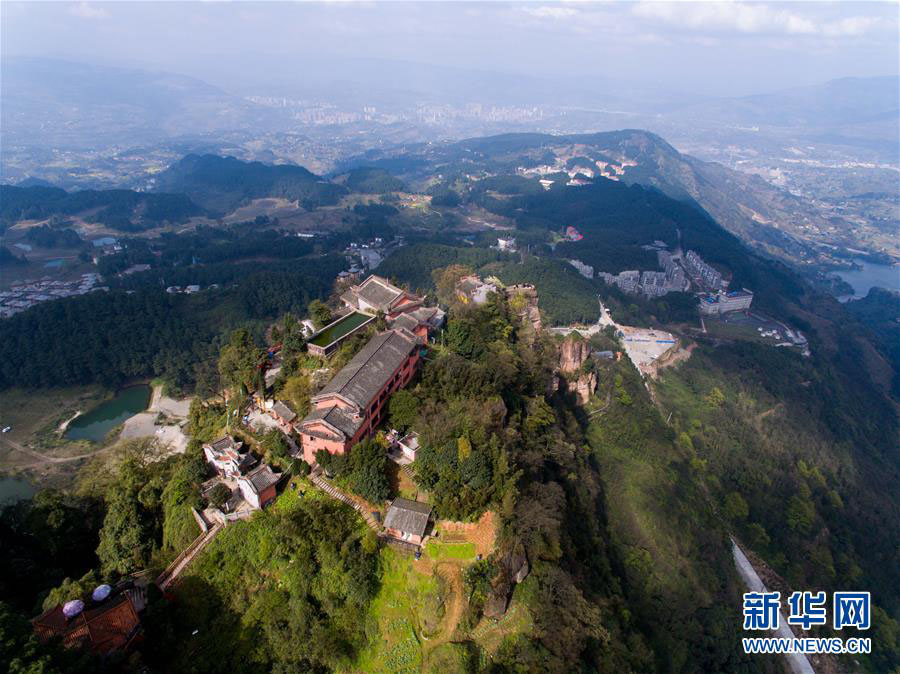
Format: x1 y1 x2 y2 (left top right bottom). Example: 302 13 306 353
209 436 241 452
241 465 279 495
391 314 419 332
314 329 417 410
384 498 432 537
356 278 402 311
302 404 363 439
272 400 296 423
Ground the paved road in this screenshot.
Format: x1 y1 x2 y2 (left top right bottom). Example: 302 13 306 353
732 539 816 674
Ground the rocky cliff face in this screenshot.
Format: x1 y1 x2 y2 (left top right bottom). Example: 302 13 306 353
558 335 596 405
506 284 542 334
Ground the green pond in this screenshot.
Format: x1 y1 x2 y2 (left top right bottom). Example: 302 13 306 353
65 385 152 442
0 476 35 504
309 312 372 347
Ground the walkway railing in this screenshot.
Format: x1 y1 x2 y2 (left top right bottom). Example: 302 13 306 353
309 471 382 532
156 523 222 591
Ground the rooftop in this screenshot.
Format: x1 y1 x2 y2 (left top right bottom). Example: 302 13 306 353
240 464 279 495
312 328 419 411
33 592 140 654
271 400 297 423
384 497 432 538
351 275 407 312
303 404 362 439
208 436 242 453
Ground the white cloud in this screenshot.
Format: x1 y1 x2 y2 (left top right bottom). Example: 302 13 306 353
69 2 110 20
822 16 878 38
631 2 878 38
522 6 578 20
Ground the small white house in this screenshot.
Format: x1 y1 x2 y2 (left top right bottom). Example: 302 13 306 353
397 432 420 461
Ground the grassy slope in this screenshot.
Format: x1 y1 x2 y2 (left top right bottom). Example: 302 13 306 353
353 548 440 674
585 356 752 672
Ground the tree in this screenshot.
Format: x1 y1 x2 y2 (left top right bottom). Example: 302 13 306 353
260 429 292 468
348 438 390 503
218 329 260 392
280 374 311 416
208 483 232 509
723 492 749 521
308 299 333 329
704 386 726 408
95 449 166 576
388 389 419 431
279 313 306 375
432 264 472 306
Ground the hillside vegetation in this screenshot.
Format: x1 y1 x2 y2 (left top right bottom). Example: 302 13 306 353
153 154 347 215
0 184 202 232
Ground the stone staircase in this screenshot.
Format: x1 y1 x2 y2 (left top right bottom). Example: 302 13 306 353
156 522 222 591
309 472 382 532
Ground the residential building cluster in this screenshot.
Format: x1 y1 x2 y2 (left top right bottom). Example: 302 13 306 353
683 249 723 290
202 435 281 512
0 273 104 318
496 237 517 252
598 267 687 298
337 235 405 281
568 259 594 279
299 275 444 463
165 284 201 295
657 250 687 290
699 289 755 315
596 244 693 299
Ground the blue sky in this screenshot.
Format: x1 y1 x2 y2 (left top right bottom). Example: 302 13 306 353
3 1 898 96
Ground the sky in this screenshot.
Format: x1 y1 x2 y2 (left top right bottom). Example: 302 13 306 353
2 1 898 97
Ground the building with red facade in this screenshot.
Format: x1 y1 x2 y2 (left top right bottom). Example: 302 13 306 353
299 327 422 464
33 590 142 654
340 274 424 319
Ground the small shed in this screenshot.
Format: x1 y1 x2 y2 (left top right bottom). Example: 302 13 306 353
397 432 420 461
271 400 297 429
383 498 432 545
238 464 280 510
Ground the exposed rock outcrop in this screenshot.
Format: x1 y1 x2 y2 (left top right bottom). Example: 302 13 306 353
505 284 541 333
483 543 530 619
557 335 597 405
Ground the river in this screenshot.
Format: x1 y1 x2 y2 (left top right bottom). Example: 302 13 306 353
836 259 899 302
65 384 152 442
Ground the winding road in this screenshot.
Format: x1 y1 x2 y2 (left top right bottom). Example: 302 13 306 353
0 435 115 466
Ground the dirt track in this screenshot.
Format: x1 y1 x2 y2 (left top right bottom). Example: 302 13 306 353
423 562 465 661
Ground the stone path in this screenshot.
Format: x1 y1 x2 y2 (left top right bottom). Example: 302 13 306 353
309 471 382 532
156 523 222 591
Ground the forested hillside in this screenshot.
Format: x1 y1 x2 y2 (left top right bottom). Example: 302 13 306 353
339 129 842 264
153 154 347 214
0 184 203 232
0 258 343 392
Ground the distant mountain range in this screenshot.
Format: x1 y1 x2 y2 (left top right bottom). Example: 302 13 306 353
0 57 284 148
4 56 895 153
674 76 899 129
343 130 843 263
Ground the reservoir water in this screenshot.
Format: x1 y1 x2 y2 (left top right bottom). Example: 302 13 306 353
65 385 152 442
0 476 36 504
836 259 900 302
